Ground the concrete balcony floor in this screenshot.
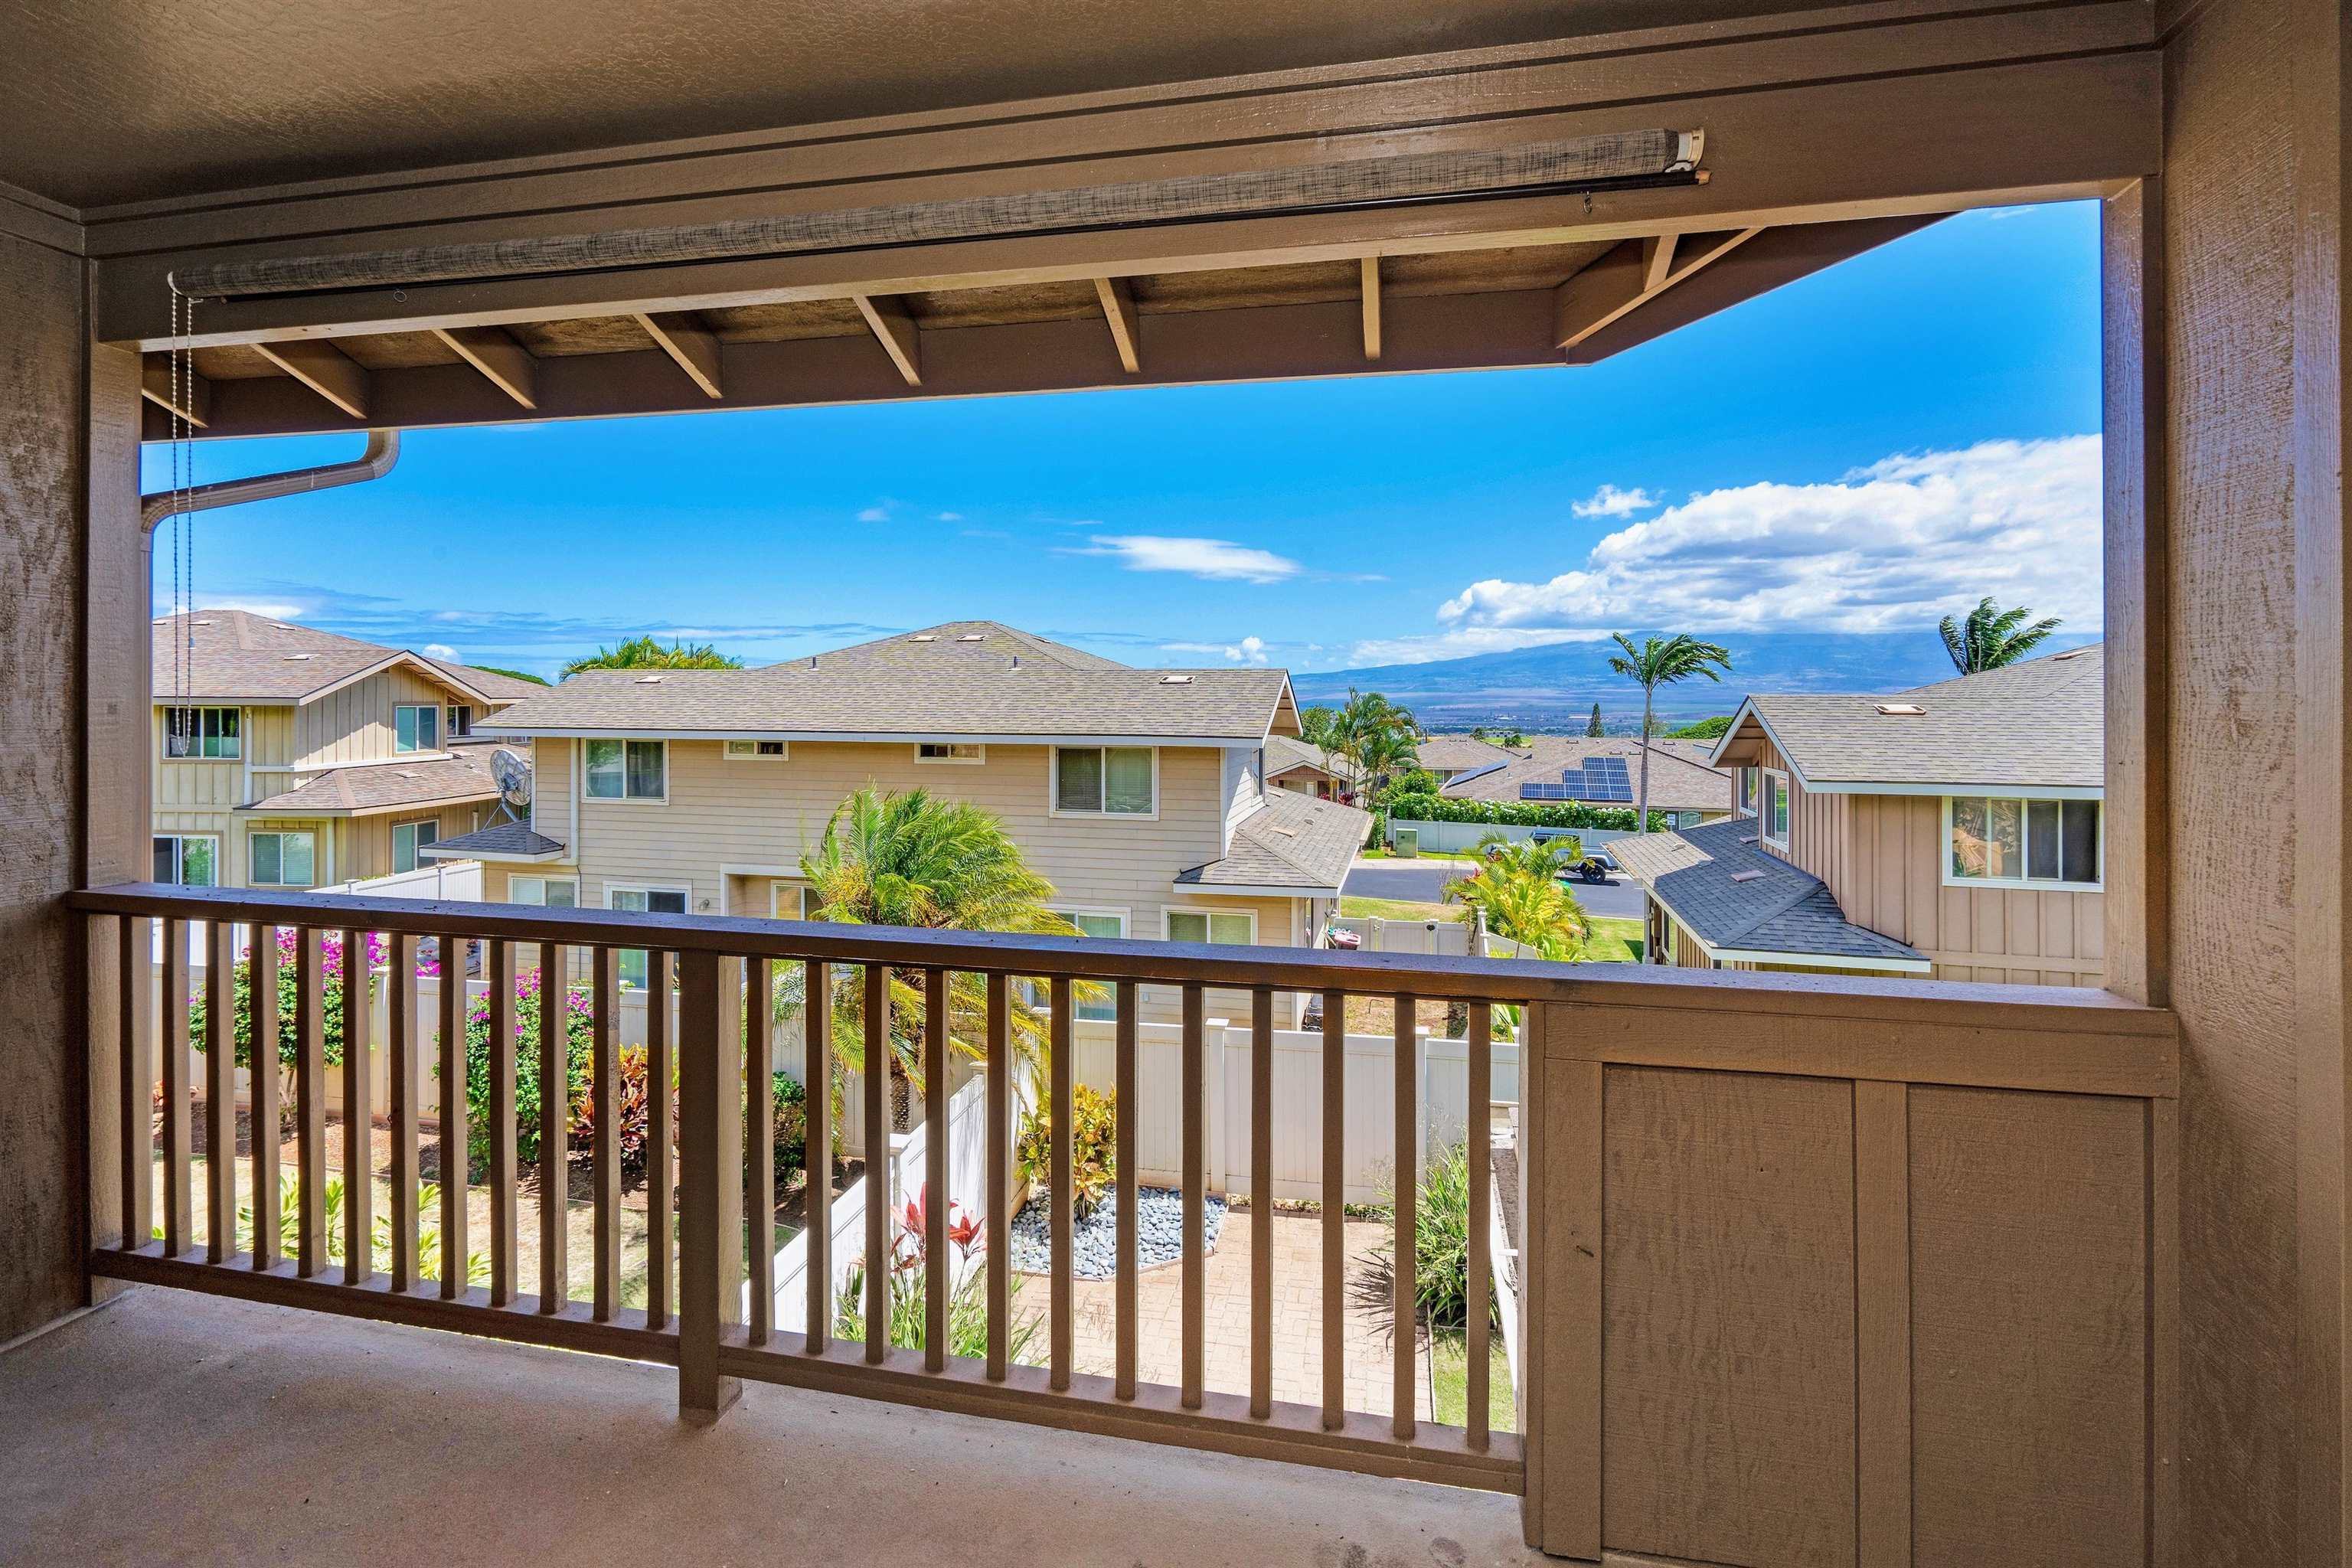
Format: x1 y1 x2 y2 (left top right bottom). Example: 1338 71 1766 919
2 1287 1542 1566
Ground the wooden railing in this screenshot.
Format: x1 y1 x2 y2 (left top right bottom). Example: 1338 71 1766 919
72 883 1537 1492
70 883 2181 1560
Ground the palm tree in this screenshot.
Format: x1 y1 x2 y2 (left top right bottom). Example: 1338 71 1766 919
1447 833 1590 959
1606 632 1733 833
778 786 1084 1096
562 635 743 675
1354 726 1420 815
1298 704 1344 769
1938 598 2063 675
1331 688 1419 804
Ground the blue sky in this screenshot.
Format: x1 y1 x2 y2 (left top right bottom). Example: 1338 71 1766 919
146 201 2102 679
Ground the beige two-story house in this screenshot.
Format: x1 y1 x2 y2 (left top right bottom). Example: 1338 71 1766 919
431 622 1367 1018
151 609 544 889
1612 646 2105 985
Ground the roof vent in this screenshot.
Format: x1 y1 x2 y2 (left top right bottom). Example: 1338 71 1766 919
2051 648 2089 660
192 619 214 626
957 634 985 642
1873 702 1925 716
283 653 315 661
273 624 299 631
1010 655 1021 669
805 656 818 669
1160 674 1194 685
1740 834 1759 844
1730 870 1766 883
909 634 936 642
635 675 665 684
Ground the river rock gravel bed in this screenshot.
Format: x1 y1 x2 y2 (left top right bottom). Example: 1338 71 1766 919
1008 1184 1225 1279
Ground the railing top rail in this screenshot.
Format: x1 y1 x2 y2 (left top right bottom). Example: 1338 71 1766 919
71 880 2176 1040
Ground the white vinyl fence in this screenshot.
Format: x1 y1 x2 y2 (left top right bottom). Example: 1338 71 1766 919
319 858 484 901
1387 817 1642 855
1325 913 1474 957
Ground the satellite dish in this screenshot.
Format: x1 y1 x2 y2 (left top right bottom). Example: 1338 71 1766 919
491 748 532 813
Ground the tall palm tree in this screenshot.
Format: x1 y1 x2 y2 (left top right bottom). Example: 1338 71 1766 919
1354 726 1420 815
1298 704 1344 770
1447 833 1590 959
1938 598 2063 675
1331 688 1419 804
778 786 1083 1096
1606 632 1733 833
562 635 743 675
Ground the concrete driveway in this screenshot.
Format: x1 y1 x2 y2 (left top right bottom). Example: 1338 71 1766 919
1342 858 1649 920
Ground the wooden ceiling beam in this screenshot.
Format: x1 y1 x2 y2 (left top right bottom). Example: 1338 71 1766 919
1360 257 1382 362
853 294 922 385
430 325 538 408
1553 226 1760 350
250 338 370 418
632 311 724 398
1094 277 1141 373
139 358 210 427
1641 234 1678 292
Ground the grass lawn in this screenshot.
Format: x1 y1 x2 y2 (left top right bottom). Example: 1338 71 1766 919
1430 1328 1516 1432
1340 894 1460 923
1357 845 1478 863
1579 916 1646 964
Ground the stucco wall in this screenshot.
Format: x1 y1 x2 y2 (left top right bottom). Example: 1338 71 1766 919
0 227 85 1341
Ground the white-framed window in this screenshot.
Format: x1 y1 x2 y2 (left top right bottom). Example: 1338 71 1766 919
394 704 440 753
390 818 440 874
770 881 815 919
446 704 474 738
508 875 578 908
609 884 690 987
152 834 218 887
724 739 789 761
1945 796 2103 890
584 738 667 802
1165 906 1256 946
1051 907 1129 1020
250 831 317 887
1734 766 1756 816
1761 769 1792 848
163 706 240 760
1052 745 1157 818
915 742 985 764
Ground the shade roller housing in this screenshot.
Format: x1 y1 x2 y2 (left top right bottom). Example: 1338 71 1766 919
171 129 1703 300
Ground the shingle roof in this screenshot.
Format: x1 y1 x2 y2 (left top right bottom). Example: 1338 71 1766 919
1717 645 2103 791
1175 789 1369 893
423 823 567 860
1419 733 1526 771
1439 734 1732 813
152 609 514 706
425 658 547 702
481 621 1295 742
1263 733 1351 780
1611 818 1927 966
241 753 501 817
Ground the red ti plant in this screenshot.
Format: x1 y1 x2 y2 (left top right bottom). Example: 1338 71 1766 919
892 1183 984 1275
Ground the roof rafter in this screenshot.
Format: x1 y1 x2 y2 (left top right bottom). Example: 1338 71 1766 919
1551 226 1760 351
251 338 370 418
430 324 538 408
853 294 922 385
1094 276 1141 373
632 310 724 398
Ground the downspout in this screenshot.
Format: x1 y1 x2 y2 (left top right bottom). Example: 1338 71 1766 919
140 429 400 533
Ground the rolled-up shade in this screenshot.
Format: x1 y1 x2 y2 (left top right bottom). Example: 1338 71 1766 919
172 129 1702 300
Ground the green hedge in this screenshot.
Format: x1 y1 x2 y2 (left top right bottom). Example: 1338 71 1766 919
1384 791 1670 833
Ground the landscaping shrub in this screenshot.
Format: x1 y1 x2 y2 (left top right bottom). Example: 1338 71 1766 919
1014 1083 1116 1218
462 966 595 1170
1348 1141 1489 1334
771 1071 808 1186
187 927 391 1073
835 1187 1037 1363
1383 790 1668 834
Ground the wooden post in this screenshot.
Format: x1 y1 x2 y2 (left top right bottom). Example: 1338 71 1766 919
341 926 372 1285
250 926 280 1271
647 949 675 1331
488 941 518 1306
984 972 1010 1378
388 933 420 1291
536 939 565 1308
678 949 743 1421
161 918 191 1256
1467 1001 1492 1451
1521 1001 1601 1558
923 966 949 1371
117 916 152 1255
204 918 236 1262
803 959 830 1350
593 945 623 1321
1049 975 1075 1390
1181 982 1206 1410
1321 987 1345 1431
744 956 774 1344
294 928 326 1276
1392 993 1417 1439
863 963 888 1364
1113 979 1138 1400
436 933 466 1298
1250 987 1274 1420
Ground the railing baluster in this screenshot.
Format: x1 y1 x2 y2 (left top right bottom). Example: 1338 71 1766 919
1113 978 1138 1400
744 955 774 1344
863 963 889 1364
250 926 280 1272
389 933 420 1290
677 949 743 1420
1467 1000 1493 1449
488 940 518 1307
1049 975 1074 1391
437 934 466 1298
118 915 152 1254
924 967 949 1371
647 949 675 1331
1181 982 1205 1411
1250 986 1274 1419
803 959 831 1350
537 939 566 1309
341 926 373 1286
204 919 236 1262
983 972 1008 1378
593 945 623 1322
1393 991 1418 1439
1321 987 1344 1430
295 928 326 1276
161 917 191 1256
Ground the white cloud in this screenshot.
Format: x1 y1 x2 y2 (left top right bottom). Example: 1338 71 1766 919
211 600 305 620
1072 534 1300 583
1570 484 1658 519
1225 635 1269 665
856 505 890 523
937 511 964 522
423 642 459 660
1432 435 2101 640
1348 626 1612 667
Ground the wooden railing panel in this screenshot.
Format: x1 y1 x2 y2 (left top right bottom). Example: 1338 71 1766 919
1466 1001 1492 1453
436 933 466 1298
388 933 420 1292
1181 982 1205 1411
295 927 326 1276
487 940 518 1306
204 919 236 1263
342 926 373 1287
677 949 743 1419
1250 988 1274 1421
1049 975 1074 1392
1390 993 1416 1441
535 939 565 1309
592 945 623 1322
161 917 191 1256
924 967 949 1374
647 949 675 1331
117 915 152 1256
744 955 773 1344
802 958 829 1351
249 924 279 1271
1320 986 1345 1433
1113 979 1138 1401
861 963 887 1366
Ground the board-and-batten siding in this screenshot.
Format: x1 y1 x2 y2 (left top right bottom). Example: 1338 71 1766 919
296 665 459 766
1743 733 2104 987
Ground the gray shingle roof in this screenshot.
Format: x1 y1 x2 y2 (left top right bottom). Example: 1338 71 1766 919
423 823 567 860
152 609 516 706
1717 645 2102 791
241 753 501 817
1440 735 1732 813
425 658 547 702
481 621 1295 742
1263 733 1351 780
1419 734 1524 771
1611 818 1927 966
1176 789 1369 893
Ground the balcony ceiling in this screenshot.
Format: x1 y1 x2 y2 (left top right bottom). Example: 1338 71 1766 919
8 0 1873 211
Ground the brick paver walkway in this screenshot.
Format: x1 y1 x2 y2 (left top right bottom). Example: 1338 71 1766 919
1013 1208 1431 1420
